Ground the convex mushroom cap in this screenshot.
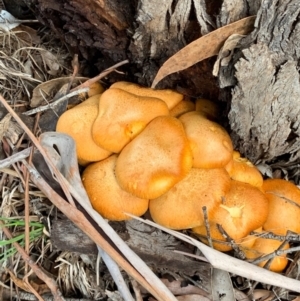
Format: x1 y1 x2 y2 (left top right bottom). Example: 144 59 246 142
115 116 193 199
195 98 220 121
110 81 183 109
56 94 112 165
242 237 289 273
263 178 300 235
149 168 231 229
225 151 263 188
82 155 149 221
170 100 195 118
192 221 232 252
209 180 269 241
92 88 169 153
179 111 233 168
79 82 105 100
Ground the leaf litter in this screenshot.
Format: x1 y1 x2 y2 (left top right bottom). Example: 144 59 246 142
0 10 300 301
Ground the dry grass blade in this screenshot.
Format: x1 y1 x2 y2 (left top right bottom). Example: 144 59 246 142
128 215 300 293
152 16 256 88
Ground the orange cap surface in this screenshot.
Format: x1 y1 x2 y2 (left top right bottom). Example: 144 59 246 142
149 167 231 229
243 237 289 273
56 94 111 165
170 100 195 118
195 98 220 120
92 88 169 153
115 116 193 199
82 155 149 221
225 152 263 188
212 180 269 241
263 178 300 235
179 111 233 169
192 222 233 252
110 81 183 109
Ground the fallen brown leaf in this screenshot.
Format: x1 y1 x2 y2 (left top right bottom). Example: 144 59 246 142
161 279 210 297
152 16 255 88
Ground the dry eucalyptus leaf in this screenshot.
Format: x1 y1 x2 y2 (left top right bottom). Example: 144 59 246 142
39 49 60 76
213 33 246 76
0 114 11 141
12 25 41 45
30 76 88 107
152 16 255 88
252 289 274 300
161 279 210 297
211 268 234 301
234 289 250 301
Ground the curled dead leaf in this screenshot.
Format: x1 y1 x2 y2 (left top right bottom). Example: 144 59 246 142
152 16 255 88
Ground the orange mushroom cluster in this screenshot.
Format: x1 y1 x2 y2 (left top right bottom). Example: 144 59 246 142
56 81 298 273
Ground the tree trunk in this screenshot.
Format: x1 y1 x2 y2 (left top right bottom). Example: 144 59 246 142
19 0 300 179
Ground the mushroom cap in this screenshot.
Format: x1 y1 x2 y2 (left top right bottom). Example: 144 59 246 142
110 81 183 109
211 180 269 241
236 227 262 249
56 94 112 165
115 116 193 199
263 179 300 235
92 88 169 153
192 222 233 252
149 167 231 229
78 82 105 102
82 155 149 221
242 237 289 273
170 100 195 118
195 98 220 120
179 111 233 169
225 152 263 188
87 81 105 97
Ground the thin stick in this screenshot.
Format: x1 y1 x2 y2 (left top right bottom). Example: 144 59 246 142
202 206 213 248
66 54 79 94
128 215 300 293
0 147 32 168
70 60 129 93
23 88 88 116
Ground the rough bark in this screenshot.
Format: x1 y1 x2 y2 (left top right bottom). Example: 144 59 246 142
215 0 300 178
23 0 226 98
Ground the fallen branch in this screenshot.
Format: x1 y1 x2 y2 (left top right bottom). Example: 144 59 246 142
128 215 300 293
